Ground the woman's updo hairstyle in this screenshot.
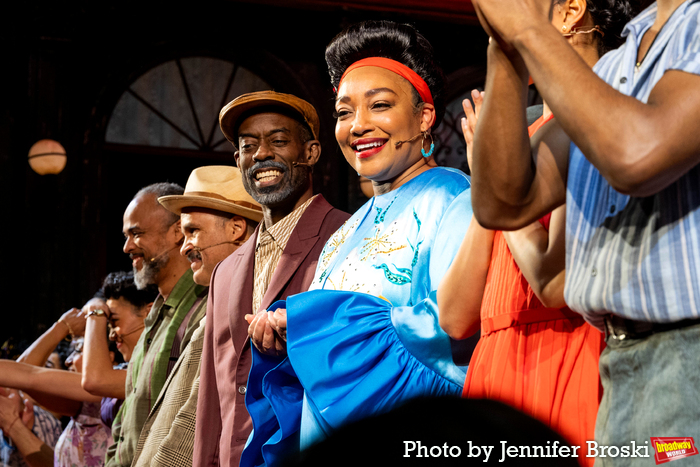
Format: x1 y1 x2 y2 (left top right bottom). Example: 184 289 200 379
558 0 641 55
99 271 158 315
326 20 447 130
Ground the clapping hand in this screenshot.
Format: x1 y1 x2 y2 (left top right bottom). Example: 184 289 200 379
0 389 33 435
462 89 485 172
472 0 552 51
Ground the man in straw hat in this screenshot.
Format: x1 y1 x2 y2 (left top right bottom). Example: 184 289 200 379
193 91 349 467
160 165 263 288
130 165 262 467
102 182 208 467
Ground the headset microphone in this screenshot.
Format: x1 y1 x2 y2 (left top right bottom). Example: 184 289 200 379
116 324 145 340
148 244 181 263
394 133 423 148
193 241 239 253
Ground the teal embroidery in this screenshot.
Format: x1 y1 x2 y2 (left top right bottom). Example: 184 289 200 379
374 207 383 224
413 209 421 231
370 208 424 286
407 238 423 269
409 209 423 268
374 196 397 224
373 263 412 285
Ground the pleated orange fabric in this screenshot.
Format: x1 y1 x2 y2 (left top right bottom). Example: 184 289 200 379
463 116 604 466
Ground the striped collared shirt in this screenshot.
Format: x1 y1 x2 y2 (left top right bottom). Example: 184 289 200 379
565 0 700 329
252 195 317 313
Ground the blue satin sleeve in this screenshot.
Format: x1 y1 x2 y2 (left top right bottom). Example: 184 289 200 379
241 291 464 467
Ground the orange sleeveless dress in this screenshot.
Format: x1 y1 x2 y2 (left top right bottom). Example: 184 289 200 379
463 116 604 465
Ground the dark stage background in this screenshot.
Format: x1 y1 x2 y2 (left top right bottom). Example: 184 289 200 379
0 0 492 348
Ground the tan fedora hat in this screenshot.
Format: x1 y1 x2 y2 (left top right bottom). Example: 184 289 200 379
219 90 320 148
158 166 263 222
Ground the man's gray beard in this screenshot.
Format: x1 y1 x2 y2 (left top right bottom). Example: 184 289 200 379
133 250 169 290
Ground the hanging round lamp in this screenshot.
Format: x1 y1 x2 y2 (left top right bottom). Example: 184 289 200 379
28 139 67 175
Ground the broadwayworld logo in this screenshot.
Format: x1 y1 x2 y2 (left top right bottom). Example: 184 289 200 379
650 437 698 464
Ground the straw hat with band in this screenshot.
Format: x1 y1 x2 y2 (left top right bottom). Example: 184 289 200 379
158 166 263 222
219 91 320 149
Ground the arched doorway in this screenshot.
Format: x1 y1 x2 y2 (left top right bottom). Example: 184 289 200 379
89 55 280 277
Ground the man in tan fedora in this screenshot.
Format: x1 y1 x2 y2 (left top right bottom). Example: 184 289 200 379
130 166 262 467
193 91 349 467
102 182 208 467
161 165 263 288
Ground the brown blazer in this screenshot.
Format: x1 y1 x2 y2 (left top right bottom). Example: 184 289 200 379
192 195 349 467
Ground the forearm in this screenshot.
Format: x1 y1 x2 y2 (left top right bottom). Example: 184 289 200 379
514 25 698 196
471 43 535 228
4 419 54 467
0 361 38 391
23 389 84 418
24 444 54 467
17 323 69 366
0 361 96 412
437 216 494 340
502 207 567 308
82 317 126 399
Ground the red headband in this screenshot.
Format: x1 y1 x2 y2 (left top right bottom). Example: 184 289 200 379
338 57 434 106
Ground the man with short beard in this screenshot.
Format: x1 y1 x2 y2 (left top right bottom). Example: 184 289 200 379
193 91 349 467
103 183 208 467
130 166 262 467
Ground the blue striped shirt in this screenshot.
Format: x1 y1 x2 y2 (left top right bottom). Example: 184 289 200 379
564 0 700 329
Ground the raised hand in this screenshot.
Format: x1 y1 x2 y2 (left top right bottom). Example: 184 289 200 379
462 90 485 171
58 307 86 338
472 0 552 49
82 297 111 319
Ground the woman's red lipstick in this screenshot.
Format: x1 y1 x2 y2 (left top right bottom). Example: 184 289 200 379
351 138 388 159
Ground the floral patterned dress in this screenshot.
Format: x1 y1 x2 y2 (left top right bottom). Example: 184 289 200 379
55 401 112 467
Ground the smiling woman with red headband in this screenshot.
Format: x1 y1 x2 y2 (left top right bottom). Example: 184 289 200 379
241 20 473 467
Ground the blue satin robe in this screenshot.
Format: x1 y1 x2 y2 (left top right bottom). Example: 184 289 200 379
241 168 473 467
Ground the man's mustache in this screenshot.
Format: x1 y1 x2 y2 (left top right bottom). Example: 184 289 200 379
246 160 288 179
186 250 202 263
